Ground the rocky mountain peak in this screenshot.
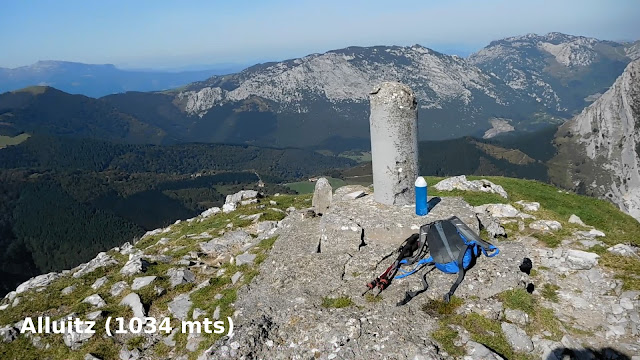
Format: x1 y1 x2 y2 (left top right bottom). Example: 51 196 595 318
1 178 639 359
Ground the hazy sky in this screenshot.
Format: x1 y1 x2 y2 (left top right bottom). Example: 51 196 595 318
1 0 638 69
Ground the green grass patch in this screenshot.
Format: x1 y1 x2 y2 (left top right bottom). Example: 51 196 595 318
321 296 353 308
422 296 464 316
497 288 563 341
452 313 534 360
432 324 464 357
598 253 640 290
541 284 560 302
498 289 535 314
364 293 382 303
126 335 146 350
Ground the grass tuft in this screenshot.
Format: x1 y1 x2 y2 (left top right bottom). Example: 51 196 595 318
321 296 353 308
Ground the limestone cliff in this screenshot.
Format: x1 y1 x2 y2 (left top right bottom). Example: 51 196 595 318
550 59 640 222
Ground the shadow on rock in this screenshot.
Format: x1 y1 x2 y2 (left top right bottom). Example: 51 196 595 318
547 347 631 360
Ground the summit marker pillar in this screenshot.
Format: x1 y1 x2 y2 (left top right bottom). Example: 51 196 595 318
369 82 419 206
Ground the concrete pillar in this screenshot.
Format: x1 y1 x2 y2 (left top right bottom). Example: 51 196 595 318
369 82 418 206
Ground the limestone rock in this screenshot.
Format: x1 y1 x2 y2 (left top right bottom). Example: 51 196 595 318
566 249 600 270
131 276 157 290
465 340 504 359
515 200 540 212
200 230 251 254
435 175 508 198
231 272 243 285
63 322 94 350
235 253 257 266
501 322 534 352
73 252 118 278
225 190 259 206
86 311 103 321
119 346 141 360
167 268 195 288
110 281 129 297
256 221 278 234
222 203 236 213
569 214 587 226
607 244 639 257
120 255 149 276
475 203 531 219
61 285 76 295
15 272 61 294
529 220 563 232
504 309 529 326
168 294 192 321
193 308 207 320
0 325 17 343
120 293 146 319
82 294 106 308
201 207 221 218
312 177 332 214
90 276 108 290
477 213 506 238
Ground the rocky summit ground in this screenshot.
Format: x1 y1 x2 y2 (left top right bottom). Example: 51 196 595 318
1 176 640 360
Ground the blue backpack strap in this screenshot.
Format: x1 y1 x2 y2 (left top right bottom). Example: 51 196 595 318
395 257 433 279
480 244 500 257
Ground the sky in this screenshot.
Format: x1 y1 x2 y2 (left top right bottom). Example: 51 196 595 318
0 0 638 70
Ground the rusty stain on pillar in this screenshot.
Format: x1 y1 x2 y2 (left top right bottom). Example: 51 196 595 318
369 82 419 206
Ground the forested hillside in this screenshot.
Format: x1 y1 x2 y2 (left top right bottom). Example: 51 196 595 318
0 135 356 296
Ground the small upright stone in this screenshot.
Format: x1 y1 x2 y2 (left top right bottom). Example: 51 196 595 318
312 178 333 215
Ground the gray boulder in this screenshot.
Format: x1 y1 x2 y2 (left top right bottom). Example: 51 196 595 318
15 272 61 294
120 255 149 276
131 276 157 290
90 276 108 290
435 175 508 198
569 214 587 226
120 293 146 319
73 252 118 278
529 220 562 232
566 250 600 270
82 294 106 308
61 285 76 296
0 325 17 343
231 272 243 285
312 177 333 214
504 309 529 326
62 322 94 350
501 322 534 352
235 253 257 266
465 340 505 359
515 200 540 212
200 230 251 254
119 346 141 360
201 207 221 218
607 244 639 257
167 268 196 288
168 294 192 321
110 281 129 297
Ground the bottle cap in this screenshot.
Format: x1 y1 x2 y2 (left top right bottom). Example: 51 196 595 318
415 176 427 187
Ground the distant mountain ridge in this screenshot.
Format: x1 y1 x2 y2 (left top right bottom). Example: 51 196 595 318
0 60 242 98
469 32 638 113
0 32 637 148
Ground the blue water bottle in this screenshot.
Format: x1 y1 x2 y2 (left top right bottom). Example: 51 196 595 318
415 176 428 216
